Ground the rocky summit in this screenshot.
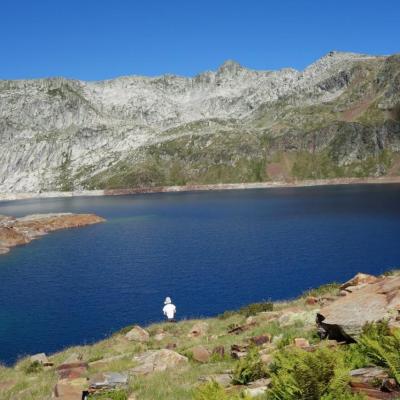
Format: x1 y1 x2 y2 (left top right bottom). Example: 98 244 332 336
1 51 400 193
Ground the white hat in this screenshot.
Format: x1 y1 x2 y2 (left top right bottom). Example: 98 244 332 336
164 297 172 304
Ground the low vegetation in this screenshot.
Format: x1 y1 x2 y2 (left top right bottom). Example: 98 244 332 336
2 274 400 399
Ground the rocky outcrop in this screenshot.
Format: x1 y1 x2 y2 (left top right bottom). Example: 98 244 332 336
131 349 188 375
0 213 105 255
319 274 400 340
124 326 150 342
1 52 399 192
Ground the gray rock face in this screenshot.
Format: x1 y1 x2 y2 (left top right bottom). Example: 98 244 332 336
1 51 399 192
319 275 400 339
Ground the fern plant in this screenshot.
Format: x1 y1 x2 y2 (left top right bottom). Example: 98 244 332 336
192 381 251 400
232 346 268 385
357 321 400 384
267 346 362 400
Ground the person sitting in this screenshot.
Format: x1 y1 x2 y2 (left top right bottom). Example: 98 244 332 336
163 296 176 322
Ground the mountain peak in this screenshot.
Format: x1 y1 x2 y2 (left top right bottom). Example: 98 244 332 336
217 60 244 75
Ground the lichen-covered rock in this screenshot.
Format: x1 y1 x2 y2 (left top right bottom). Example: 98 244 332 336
131 349 188 375
125 325 150 342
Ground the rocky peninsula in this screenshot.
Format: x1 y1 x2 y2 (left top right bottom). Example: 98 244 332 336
0 213 105 255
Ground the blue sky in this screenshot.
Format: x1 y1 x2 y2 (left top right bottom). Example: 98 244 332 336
1 0 399 80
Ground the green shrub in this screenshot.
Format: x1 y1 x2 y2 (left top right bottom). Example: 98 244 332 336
232 347 268 385
192 381 250 400
344 343 372 370
267 346 359 400
218 301 274 320
89 390 128 400
218 310 237 320
192 381 230 400
239 302 273 317
357 321 400 384
23 360 43 374
302 282 340 298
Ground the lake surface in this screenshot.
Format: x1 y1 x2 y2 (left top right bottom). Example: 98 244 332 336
0 184 400 364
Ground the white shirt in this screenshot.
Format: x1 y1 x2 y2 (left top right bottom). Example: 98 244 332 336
163 303 176 319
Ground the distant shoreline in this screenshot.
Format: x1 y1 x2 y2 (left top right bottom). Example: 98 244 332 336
1 176 400 203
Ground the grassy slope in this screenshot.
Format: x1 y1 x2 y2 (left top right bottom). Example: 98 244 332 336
0 283 340 400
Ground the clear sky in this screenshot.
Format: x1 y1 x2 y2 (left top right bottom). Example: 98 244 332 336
1 0 399 80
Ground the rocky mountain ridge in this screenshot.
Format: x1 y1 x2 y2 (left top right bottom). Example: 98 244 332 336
1 51 399 192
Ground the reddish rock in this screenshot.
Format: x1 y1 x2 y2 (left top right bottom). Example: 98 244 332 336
350 384 400 399
306 296 319 305
57 366 88 380
56 362 89 371
191 345 211 363
56 362 88 380
212 345 225 358
250 334 271 346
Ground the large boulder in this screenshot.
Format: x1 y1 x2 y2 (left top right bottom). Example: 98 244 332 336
191 345 211 363
340 273 379 291
125 325 150 342
30 353 51 366
89 372 128 390
56 362 88 380
319 275 400 339
131 349 188 375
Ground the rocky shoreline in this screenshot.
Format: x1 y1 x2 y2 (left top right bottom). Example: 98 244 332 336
1 176 400 203
0 213 105 255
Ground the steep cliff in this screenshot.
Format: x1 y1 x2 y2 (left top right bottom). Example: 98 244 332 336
1 51 399 192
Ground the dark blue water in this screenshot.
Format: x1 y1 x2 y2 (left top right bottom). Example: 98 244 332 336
0 185 400 365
